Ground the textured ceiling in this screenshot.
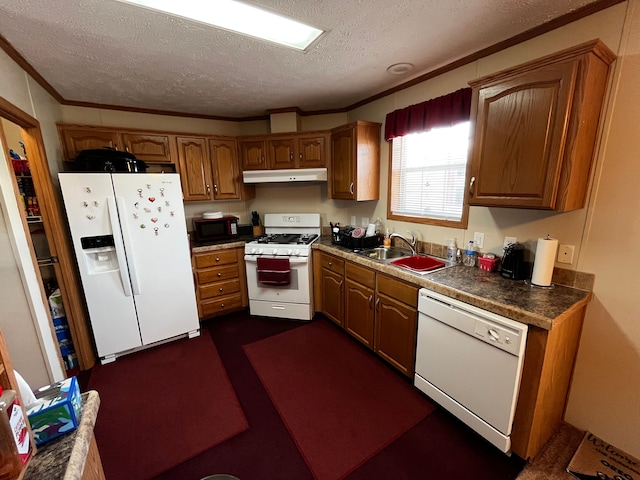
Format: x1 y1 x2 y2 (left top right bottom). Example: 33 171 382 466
0 0 605 119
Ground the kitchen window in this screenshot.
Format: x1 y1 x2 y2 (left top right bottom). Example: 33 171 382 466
388 122 470 227
385 88 472 228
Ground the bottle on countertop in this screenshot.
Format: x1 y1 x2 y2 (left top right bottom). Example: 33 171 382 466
383 227 391 248
463 240 476 267
0 387 27 480
446 238 457 263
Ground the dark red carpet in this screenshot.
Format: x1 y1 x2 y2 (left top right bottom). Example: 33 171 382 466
243 320 436 480
87 331 248 480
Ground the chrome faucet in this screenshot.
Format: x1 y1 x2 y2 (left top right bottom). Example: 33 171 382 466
389 232 417 255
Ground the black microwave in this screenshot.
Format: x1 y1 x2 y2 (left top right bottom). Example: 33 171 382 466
193 216 239 242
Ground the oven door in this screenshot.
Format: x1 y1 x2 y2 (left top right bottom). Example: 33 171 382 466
244 255 311 304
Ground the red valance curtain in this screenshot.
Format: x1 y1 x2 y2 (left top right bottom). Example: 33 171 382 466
384 87 472 141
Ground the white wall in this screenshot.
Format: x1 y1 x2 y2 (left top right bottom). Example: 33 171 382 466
564 0 640 456
0 49 66 387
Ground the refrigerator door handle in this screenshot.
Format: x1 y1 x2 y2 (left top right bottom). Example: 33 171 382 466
107 196 133 297
114 196 142 295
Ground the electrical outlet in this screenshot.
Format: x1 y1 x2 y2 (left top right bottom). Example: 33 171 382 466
474 232 485 249
558 244 575 264
351 215 356 226
504 236 517 249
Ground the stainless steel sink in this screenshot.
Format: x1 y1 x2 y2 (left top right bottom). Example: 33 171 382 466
357 247 410 260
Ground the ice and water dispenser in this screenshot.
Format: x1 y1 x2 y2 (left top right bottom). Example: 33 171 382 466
81 235 119 274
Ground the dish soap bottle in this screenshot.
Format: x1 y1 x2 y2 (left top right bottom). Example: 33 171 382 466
463 240 476 267
446 239 457 263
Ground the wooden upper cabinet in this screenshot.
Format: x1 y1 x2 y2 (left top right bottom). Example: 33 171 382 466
176 136 211 201
121 133 172 163
468 39 615 211
209 138 254 200
242 132 329 170
267 137 297 169
58 126 121 161
330 121 381 201
297 133 328 168
239 139 268 170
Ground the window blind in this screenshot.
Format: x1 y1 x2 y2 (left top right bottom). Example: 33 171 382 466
390 122 470 222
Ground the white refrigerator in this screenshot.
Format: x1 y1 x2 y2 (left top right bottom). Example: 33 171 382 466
58 173 199 363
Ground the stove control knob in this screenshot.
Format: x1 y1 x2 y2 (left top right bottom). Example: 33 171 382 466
293 249 300 256
257 248 264 255
287 249 293 255
250 248 257 254
272 248 278 255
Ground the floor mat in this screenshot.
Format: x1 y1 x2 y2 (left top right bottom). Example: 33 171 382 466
243 319 435 480
88 332 248 480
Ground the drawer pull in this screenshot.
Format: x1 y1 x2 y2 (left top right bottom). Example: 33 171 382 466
219 287 224 292
215 257 220 262
217 273 222 277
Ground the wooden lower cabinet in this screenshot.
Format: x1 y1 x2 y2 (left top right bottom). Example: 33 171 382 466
374 273 418 377
341 260 418 377
193 247 248 319
316 252 345 327
345 262 375 348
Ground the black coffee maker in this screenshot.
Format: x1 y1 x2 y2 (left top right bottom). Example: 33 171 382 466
500 242 527 280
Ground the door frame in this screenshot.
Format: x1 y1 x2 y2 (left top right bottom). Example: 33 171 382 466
0 95 96 370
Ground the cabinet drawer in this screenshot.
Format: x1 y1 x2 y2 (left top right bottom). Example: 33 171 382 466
200 293 244 316
199 279 241 299
194 250 238 268
376 274 418 308
197 264 239 284
319 253 344 274
346 261 375 289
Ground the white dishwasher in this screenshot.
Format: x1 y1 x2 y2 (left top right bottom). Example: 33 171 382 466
414 288 528 453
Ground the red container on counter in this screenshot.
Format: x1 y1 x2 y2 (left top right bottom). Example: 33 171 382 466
478 254 500 272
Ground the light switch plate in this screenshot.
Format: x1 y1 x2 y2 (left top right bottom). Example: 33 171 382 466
558 244 575 264
351 215 356 226
362 217 369 227
504 236 517 249
474 232 485 249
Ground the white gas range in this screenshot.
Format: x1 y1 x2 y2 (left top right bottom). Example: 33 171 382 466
244 213 321 320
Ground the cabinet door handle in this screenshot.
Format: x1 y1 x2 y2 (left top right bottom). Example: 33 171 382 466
368 295 373 309
469 176 476 197
206 184 211 195
290 153 293 161
339 280 343 293
349 182 354 195
299 153 303 160
213 184 218 193
375 298 380 312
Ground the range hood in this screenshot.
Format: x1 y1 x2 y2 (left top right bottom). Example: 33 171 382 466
243 168 328 184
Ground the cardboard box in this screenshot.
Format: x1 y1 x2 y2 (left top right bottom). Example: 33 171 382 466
27 376 82 446
567 432 640 480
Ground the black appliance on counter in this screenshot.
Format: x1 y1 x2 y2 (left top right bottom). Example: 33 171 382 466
500 242 528 280
331 225 381 250
71 148 148 173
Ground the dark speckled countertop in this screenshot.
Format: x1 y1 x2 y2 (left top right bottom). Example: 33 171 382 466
24 390 100 480
313 238 591 330
192 235 591 330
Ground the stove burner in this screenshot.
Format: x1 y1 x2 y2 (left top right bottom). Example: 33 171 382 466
254 233 318 245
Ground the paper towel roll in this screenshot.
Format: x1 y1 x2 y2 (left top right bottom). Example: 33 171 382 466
531 237 558 286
